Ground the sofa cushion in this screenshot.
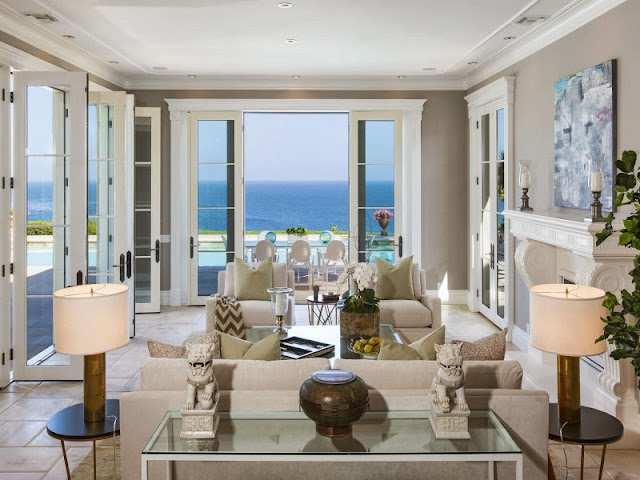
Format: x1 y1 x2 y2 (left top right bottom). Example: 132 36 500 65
140 357 331 391
452 328 507 360
224 262 287 297
375 256 415 300
411 263 421 300
219 332 281 360
379 299 432 328
378 326 445 360
233 257 273 301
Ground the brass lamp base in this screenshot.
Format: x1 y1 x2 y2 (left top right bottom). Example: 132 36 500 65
557 355 580 424
84 353 106 423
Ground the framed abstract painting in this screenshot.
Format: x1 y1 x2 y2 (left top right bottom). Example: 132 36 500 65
553 59 616 210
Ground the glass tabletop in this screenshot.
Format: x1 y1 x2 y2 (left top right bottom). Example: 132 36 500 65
247 324 403 359
143 410 521 456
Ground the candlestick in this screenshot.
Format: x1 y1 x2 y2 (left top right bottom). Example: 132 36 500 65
590 171 603 193
590 191 606 222
520 188 533 211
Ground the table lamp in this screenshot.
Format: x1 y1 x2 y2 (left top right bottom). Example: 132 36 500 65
54 283 129 423
529 284 606 424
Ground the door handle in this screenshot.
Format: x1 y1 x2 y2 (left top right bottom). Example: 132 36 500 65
76 271 83 286
112 253 125 282
151 239 160 263
190 236 195 259
490 244 495 270
126 251 132 279
394 235 403 258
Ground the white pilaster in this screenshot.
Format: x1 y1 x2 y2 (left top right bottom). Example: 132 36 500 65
403 108 424 266
169 109 186 306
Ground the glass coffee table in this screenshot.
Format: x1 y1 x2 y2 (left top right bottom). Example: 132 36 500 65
247 324 403 359
142 410 523 479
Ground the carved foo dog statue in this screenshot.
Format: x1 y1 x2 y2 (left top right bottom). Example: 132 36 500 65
181 343 220 439
428 343 470 439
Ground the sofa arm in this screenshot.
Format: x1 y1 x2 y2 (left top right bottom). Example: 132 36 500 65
218 270 226 295
206 295 217 332
420 293 441 330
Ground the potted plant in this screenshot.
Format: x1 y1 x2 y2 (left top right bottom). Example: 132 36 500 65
337 262 379 339
286 226 308 243
595 150 640 389
373 209 393 236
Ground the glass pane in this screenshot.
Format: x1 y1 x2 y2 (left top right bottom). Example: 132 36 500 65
482 258 491 309
135 258 151 304
88 160 114 217
481 208 491 309
482 163 490 210
197 252 226 297
198 120 232 163
358 165 394 208
198 210 233 248
496 213 505 319
135 164 151 210
496 162 504 214
357 208 395 263
360 120 394 163
135 116 151 163
198 165 234 208
481 114 490 164
88 217 114 281
496 109 505 162
27 156 66 225
26 297 56 364
88 103 114 160
135 211 151 257
26 86 66 155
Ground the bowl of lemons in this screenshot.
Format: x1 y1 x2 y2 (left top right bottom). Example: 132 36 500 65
348 337 382 360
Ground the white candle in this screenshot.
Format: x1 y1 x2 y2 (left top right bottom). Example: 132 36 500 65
520 171 531 189
591 171 603 192
275 293 285 316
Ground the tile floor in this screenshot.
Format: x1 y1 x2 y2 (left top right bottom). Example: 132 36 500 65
0 304 638 479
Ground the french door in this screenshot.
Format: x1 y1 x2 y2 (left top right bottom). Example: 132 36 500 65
349 112 403 263
87 91 135 335
12 71 87 380
0 67 10 388
188 111 243 304
134 107 161 313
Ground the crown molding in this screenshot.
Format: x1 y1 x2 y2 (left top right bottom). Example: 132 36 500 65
464 0 628 89
0 37 59 72
0 3 126 87
124 75 467 91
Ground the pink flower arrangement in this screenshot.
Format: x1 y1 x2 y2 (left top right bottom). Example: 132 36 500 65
373 209 394 221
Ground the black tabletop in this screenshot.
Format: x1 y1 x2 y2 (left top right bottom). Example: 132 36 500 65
548 403 623 445
47 399 120 441
306 295 340 304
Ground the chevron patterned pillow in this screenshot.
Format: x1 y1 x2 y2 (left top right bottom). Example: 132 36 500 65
213 294 245 339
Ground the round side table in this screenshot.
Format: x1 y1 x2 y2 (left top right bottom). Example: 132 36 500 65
306 295 339 325
548 403 623 480
47 399 120 480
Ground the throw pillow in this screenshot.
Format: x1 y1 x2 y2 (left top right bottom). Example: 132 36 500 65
452 328 507 361
147 331 221 360
233 257 273 301
377 326 446 360
374 256 415 300
218 331 281 360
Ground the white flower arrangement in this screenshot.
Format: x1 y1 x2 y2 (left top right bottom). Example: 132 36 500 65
337 262 379 314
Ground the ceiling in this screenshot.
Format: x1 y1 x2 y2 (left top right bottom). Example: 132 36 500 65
0 0 625 89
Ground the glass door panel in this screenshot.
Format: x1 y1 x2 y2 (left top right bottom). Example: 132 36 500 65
189 112 242 304
134 107 161 313
480 114 491 310
13 71 86 380
496 108 505 319
0 66 9 387
351 114 401 264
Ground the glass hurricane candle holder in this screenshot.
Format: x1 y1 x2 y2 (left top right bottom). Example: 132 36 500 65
267 287 292 335
519 159 533 211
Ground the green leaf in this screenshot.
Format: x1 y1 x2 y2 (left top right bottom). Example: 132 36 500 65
621 150 638 172
619 232 634 245
618 172 637 189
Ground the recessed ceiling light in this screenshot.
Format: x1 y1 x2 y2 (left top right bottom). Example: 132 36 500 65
284 38 297 44
25 13 58 23
188 75 197 78
421 67 436 71
278 2 293 8
503 36 517 41
397 75 406 79
467 61 478 66
291 75 300 79
62 34 75 39
152 66 168 71
109 60 119 64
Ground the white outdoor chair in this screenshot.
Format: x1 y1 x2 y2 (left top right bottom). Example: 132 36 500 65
322 240 346 290
287 239 314 288
254 239 278 262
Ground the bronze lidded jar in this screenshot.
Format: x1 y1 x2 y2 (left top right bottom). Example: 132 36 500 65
299 369 369 437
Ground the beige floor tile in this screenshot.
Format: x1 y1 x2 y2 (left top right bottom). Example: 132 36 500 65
107 365 140 379
0 447 61 472
0 397 76 422
25 382 82 398
600 450 640 480
0 382 41 393
0 421 46 447
0 474 45 479
0 392 27 414
549 443 600 469
42 446 91 480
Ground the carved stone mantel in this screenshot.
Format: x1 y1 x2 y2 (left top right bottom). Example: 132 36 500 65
505 209 639 444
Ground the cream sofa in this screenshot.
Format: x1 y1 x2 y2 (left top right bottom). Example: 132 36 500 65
377 263 442 343
120 358 548 480
205 262 296 335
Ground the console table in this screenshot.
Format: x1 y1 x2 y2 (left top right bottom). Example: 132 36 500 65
142 410 523 480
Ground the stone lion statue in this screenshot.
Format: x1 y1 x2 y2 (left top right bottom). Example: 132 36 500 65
430 343 468 414
184 343 217 411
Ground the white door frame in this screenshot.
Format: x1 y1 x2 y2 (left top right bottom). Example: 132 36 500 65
134 107 161 314
13 71 87 381
0 66 10 388
465 77 515 332
166 99 425 306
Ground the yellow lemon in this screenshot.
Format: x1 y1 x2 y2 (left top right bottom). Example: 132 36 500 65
363 344 374 353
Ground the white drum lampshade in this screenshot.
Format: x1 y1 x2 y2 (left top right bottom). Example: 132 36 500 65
530 284 607 357
53 283 129 355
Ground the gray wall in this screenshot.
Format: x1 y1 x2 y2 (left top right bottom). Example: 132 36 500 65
468 0 640 331
130 90 469 293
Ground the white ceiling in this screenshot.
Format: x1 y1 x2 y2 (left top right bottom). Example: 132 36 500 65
0 0 626 89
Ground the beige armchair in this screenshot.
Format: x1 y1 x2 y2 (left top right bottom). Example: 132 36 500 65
205 262 296 336
377 263 442 343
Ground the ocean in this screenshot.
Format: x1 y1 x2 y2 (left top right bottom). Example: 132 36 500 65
27 180 395 232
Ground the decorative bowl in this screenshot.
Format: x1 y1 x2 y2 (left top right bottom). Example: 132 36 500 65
347 339 379 360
